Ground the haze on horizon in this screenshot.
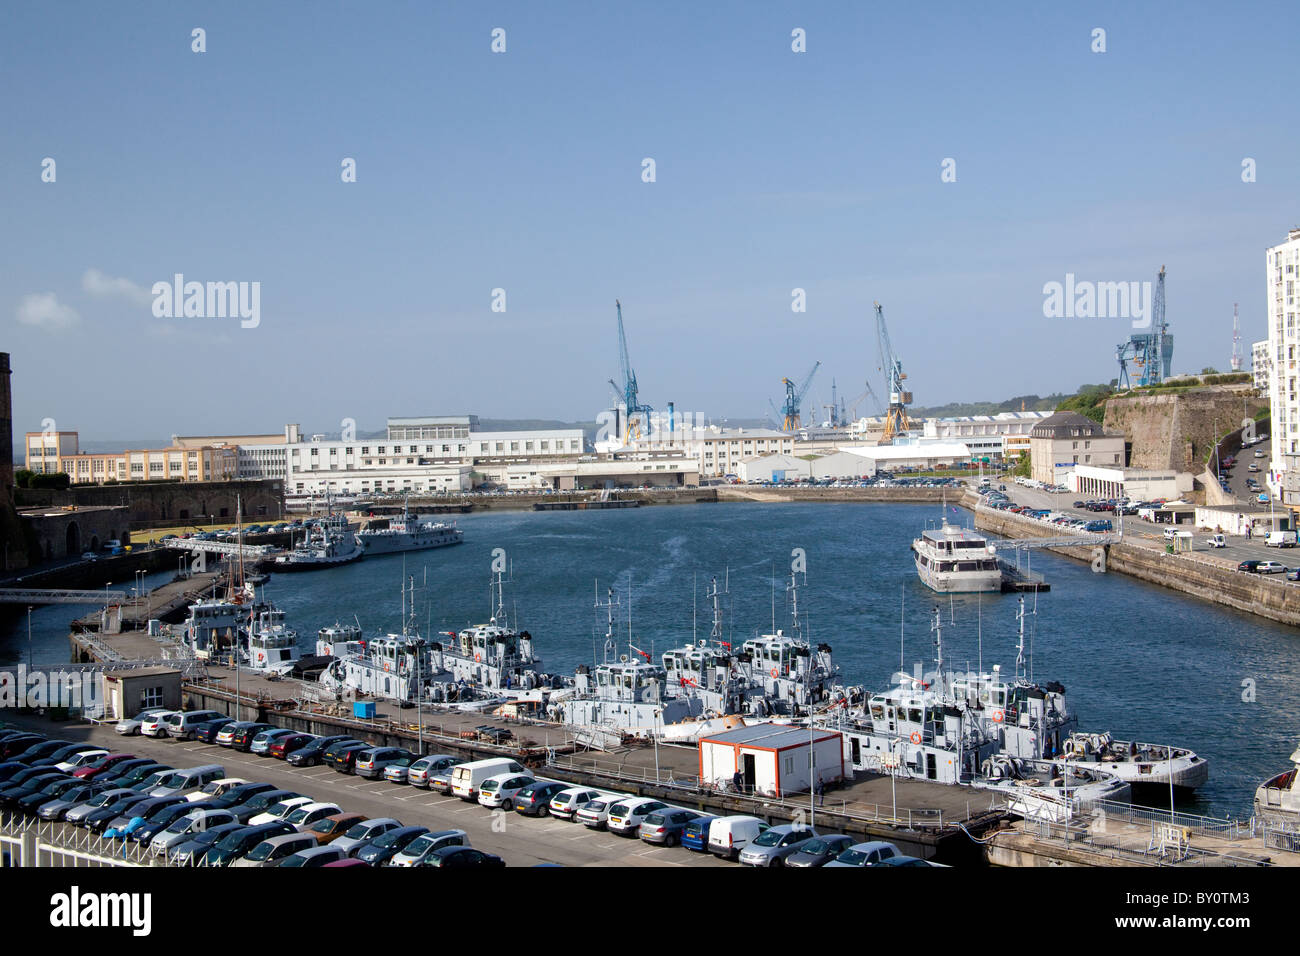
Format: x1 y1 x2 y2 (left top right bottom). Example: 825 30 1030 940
3 1 1294 442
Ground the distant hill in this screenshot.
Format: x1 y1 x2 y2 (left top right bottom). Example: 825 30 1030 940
908 394 1071 418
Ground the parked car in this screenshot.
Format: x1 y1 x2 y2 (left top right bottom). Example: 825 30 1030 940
825 840 902 867
575 796 620 830
35 743 104 770
354 747 412 780
708 815 770 860
248 796 313 827
382 755 416 784
232 832 318 868
167 821 245 866
228 789 301 824
215 721 257 747
140 711 182 738
738 825 820 867
1208 534 1227 548
73 753 136 780
192 718 237 744
512 781 570 816
405 754 462 789
783 834 858 867
202 822 296 866
270 733 317 760
230 723 277 752
306 812 367 846
249 728 298 756
607 798 668 837
418 846 504 868
332 817 402 856
287 735 356 767
103 795 190 837
37 783 106 821
328 741 373 774
115 708 169 736
681 814 719 852
389 829 469 867
285 801 343 832
1238 560 1263 573
477 773 536 810
278 845 350 867
547 787 603 821
1258 561 1289 574
355 826 430 866
150 808 238 856
639 808 702 846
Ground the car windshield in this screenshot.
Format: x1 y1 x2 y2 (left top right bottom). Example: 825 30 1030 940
194 827 230 847
374 829 414 848
405 834 436 854
644 813 665 825
244 841 277 862
286 806 316 824
800 839 830 855
584 801 607 812
609 803 630 816
343 822 372 839
836 849 868 865
752 830 785 847
311 818 340 834
165 815 198 833
481 781 499 792
156 773 184 789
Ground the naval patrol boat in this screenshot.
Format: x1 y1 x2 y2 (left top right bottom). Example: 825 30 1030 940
354 498 464 556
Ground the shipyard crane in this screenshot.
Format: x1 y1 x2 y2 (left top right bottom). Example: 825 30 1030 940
779 362 821 431
846 379 884 421
1116 266 1172 389
607 299 653 444
874 302 912 441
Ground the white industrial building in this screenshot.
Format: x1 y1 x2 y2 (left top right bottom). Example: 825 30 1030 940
1194 505 1291 536
698 724 844 797
1069 465 1193 501
923 411 1052 459
1266 228 1300 507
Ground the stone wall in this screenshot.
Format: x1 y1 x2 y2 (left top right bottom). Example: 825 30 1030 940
967 493 1300 627
14 479 284 529
1103 387 1265 472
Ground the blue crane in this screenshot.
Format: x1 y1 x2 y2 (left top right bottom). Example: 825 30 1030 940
779 361 821 431
607 300 654 444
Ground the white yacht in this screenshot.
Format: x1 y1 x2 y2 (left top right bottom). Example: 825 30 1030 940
1060 732 1209 795
912 520 1002 593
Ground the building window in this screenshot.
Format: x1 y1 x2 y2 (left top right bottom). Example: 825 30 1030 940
140 686 165 709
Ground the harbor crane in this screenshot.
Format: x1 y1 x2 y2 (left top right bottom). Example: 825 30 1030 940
607 299 653 444
874 302 912 441
1116 266 1172 389
778 361 821 431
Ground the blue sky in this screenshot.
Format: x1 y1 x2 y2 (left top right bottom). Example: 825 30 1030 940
2 1 1295 441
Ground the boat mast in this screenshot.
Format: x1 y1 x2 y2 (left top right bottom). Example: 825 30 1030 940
931 606 944 688
594 584 619 665
1014 595 1026 682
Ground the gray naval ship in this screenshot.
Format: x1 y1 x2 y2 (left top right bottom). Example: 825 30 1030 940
819 599 1208 798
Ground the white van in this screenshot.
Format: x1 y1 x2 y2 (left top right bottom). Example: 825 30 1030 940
450 758 527 801
148 764 226 798
707 815 770 861
1266 530 1297 548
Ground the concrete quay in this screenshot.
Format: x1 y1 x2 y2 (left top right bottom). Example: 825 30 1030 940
964 489 1300 627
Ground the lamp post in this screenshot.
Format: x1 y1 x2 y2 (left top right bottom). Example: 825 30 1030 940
27 606 33 670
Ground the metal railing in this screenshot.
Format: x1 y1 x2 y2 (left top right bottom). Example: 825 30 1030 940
1092 798 1249 839
0 812 163 867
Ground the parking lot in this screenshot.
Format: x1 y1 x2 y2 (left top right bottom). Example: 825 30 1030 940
3 716 732 868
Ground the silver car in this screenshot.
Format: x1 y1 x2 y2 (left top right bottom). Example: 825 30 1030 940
738 824 820 867
249 728 297 756
150 808 237 856
389 829 469 867
115 708 169 737
331 817 401 856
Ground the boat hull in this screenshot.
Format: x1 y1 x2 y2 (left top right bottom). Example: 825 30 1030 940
914 551 1002 593
272 551 364 572
356 534 463 556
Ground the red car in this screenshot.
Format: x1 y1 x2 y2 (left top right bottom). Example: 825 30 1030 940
269 734 315 760
73 753 135 780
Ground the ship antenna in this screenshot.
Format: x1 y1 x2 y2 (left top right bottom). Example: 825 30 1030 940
1015 595 1026 681
931 606 944 686
899 584 905 677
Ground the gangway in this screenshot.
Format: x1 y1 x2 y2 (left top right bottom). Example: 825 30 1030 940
0 589 129 605
163 539 276 559
989 534 1121 552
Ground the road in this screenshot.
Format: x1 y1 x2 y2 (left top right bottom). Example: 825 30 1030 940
3 715 732 868
974 478 1300 579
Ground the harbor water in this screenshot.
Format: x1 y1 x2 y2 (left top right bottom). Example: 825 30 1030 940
6 501 1299 820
